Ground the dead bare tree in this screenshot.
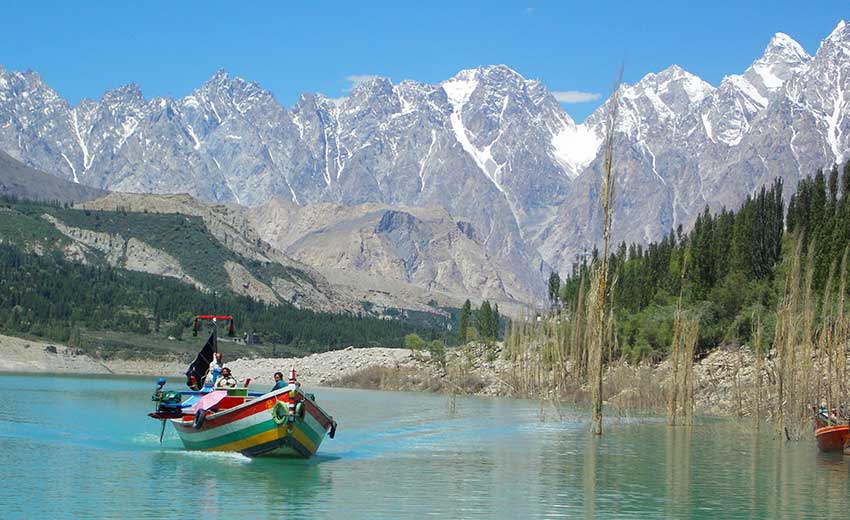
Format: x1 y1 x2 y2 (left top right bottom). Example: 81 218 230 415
591 65 623 435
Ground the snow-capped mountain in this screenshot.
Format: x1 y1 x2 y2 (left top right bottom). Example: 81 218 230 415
539 22 848 274
1 21 849 302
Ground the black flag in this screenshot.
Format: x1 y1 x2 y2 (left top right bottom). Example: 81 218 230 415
185 331 216 389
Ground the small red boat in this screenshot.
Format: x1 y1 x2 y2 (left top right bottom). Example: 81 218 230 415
815 425 849 452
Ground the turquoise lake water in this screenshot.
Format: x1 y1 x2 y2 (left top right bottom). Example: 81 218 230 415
0 373 848 518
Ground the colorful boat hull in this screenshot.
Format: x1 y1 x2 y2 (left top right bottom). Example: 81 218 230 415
815 425 849 452
171 386 335 458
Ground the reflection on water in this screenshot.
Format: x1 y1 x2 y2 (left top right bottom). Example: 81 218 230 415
0 373 849 518
583 434 597 519
665 426 691 517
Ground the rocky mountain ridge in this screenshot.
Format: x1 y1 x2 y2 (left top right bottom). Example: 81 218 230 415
244 197 535 303
2 21 849 300
81 193 465 314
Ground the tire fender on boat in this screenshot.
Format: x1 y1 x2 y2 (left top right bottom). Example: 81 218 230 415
329 420 337 439
193 408 206 430
295 402 305 419
272 401 288 425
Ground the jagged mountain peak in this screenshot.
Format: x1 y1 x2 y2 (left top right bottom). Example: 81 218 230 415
347 76 394 101
351 75 393 90
442 65 535 98
441 64 561 128
198 68 269 99
449 64 525 80
817 20 850 64
764 32 809 61
626 64 714 103
186 69 279 125
200 68 254 93
0 66 63 106
825 19 848 44
603 64 714 136
313 91 345 109
476 64 527 81
101 83 145 105
209 68 230 82
0 67 44 90
16 68 44 83
294 91 319 107
744 31 811 97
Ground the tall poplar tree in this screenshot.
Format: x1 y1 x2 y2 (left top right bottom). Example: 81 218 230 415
459 299 471 345
548 271 561 309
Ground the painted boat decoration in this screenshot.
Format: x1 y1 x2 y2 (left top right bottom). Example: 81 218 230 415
149 315 337 458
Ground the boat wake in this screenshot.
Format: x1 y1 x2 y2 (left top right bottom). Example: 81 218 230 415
172 450 253 464
130 432 169 446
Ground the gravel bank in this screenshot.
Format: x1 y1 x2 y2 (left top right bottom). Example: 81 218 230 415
0 334 184 377
0 334 421 389
227 347 421 390
0 333 771 418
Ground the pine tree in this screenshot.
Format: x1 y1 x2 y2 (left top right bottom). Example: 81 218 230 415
459 299 471 345
548 271 561 309
477 300 495 343
842 161 850 203
492 304 501 340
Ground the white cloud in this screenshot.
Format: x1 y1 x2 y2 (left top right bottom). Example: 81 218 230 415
551 90 603 103
344 74 383 92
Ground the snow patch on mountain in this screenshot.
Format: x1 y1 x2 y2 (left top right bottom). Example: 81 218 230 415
550 122 601 177
442 72 505 191
725 75 768 108
442 73 478 110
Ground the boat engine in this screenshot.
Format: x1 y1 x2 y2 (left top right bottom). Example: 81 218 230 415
150 378 184 419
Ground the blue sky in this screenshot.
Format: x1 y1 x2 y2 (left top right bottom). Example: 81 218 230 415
0 1 846 122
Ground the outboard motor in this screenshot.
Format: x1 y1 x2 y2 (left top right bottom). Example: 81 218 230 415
150 378 183 419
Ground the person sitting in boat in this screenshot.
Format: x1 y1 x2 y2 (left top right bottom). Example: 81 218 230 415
203 352 224 387
215 367 238 389
271 371 286 392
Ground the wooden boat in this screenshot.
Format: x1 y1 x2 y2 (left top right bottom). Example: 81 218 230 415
149 315 337 458
815 425 849 452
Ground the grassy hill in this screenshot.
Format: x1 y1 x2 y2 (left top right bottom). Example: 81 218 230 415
0 196 336 307
0 196 457 359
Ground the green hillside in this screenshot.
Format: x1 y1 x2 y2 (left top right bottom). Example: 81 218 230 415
0 196 455 359
1 197 312 291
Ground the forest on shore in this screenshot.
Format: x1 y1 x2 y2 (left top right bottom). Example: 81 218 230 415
549 162 850 363
0 196 453 359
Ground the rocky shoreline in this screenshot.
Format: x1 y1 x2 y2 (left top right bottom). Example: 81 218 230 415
0 333 759 417
0 334 185 377
0 333 428 386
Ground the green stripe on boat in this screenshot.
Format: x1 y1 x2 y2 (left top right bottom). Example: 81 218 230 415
181 417 325 451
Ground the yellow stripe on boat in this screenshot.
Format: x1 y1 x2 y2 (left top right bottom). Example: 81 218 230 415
206 423 318 454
